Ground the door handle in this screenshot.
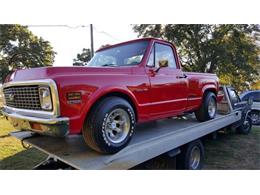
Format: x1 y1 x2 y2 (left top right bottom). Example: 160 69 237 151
176 74 187 79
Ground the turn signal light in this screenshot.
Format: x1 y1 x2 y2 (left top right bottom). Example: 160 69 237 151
29 122 43 131
67 92 82 104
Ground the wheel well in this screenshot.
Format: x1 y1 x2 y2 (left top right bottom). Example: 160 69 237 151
86 92 138 122
204 88 217 97
251 109 260 114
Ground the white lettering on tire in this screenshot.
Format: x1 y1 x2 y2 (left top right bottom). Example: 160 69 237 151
101 107 135 146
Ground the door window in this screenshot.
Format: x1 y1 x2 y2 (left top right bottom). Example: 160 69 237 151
155 43 177 68
252 92 260 102
241 92 260 102
147 46 154 67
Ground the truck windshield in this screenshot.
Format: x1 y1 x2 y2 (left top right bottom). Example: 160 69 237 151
87 40 149 67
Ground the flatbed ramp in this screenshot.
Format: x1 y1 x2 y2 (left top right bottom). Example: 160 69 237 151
11 111 241 170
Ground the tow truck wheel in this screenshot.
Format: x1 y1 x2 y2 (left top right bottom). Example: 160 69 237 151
83 97 136 154
195 92 217 122
237 115 252 135
177 140 204 170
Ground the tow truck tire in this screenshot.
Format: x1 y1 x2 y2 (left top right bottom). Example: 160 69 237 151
237 115 252 135
195 92 217 122
83 97 136 154
177 140 204 170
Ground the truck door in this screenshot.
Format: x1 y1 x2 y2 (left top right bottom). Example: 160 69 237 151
146 42 188 119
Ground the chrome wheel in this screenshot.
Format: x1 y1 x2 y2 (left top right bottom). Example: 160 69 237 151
104 108 131 144
251 111 260 125
208 98 216 118
189 146 201 169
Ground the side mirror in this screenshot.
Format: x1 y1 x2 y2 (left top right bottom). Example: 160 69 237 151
247 97 253 105
155 59 168 73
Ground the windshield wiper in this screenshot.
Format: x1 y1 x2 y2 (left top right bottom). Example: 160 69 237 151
101 64 118 67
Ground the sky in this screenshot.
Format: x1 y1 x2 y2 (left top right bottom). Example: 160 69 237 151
29 24 138 66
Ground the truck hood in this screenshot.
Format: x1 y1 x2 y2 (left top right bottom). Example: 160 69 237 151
7 66 131 83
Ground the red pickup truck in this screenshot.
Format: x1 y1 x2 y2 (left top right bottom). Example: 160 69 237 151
2 38 221 153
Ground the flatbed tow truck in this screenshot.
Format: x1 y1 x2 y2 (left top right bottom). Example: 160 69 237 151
9 86 252 170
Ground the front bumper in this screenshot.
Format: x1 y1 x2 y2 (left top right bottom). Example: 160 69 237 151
2 108 69 137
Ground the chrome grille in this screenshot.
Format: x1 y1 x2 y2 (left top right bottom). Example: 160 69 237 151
3 85 42 110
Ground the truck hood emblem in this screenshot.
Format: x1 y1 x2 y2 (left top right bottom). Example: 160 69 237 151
9 93 16 101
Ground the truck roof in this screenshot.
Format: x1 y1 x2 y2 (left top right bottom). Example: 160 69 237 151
96 37 172 52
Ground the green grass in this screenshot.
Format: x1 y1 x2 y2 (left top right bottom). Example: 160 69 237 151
0 117 47 169
203 126 260 169
0 117 259 169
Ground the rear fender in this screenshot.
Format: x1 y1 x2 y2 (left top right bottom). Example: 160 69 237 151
201 85 217 97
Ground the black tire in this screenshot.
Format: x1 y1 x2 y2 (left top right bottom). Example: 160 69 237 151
195 92 217 122
237 115 252 135
251 110 260 126
176 140 204 170
82 97 136 154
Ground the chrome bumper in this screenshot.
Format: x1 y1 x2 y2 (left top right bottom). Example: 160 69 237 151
2 108 69 137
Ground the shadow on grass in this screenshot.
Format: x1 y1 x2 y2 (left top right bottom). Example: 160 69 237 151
0 148 47 170
0 135 10 138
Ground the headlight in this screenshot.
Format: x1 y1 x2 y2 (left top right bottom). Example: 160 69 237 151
39 86 52 111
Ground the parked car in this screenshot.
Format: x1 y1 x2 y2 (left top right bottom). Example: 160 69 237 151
1 38 222 153
240 90 260 125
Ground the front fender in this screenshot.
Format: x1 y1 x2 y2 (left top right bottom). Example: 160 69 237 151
80 85 139 123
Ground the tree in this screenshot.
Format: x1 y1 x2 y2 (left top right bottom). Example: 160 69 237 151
73 48 91 66
133 24 260 91
73 44 111 66
250 80 260 91
0 24 56 83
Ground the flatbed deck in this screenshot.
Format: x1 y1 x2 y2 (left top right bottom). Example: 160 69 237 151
11 111 241 170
